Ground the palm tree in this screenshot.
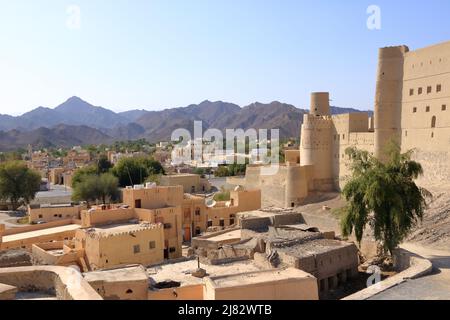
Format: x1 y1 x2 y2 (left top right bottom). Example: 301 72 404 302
340 142 431 256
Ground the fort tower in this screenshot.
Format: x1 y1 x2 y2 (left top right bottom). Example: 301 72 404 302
374 45 409 160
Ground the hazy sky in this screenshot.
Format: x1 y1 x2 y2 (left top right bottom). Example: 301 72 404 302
1 0 449 116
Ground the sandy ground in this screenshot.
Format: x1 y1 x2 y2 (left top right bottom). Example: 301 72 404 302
407 184 450 251
296 192 346 216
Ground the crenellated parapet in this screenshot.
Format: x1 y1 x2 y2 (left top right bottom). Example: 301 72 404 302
302 114 333 129
85 223 163 240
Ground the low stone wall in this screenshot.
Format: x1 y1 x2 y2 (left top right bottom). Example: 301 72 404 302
342 248 433 300
31 242 83 267
0 249 33 268
1 219 76 236
0 266 102 300
148 284 204 300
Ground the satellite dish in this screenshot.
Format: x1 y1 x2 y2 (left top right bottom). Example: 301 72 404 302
234 185 244 191
225 201 231 207
205 199 217 208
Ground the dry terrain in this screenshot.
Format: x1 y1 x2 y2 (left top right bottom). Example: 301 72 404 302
407 184 450 251
297 185 450 251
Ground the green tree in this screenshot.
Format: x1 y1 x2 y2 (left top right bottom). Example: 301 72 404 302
228 163 247 176
97 155 113 174
112 157 164 187
72 173 119 206
142 157 164 176
0 151 23 162
213 190 230 202
0 161 41 210
145 174 162 185
71 176 98 206
339 144 430 255
96 173 120 204
193 168 205 178
71 165 98 188
214 166 230 177
85 145 99 158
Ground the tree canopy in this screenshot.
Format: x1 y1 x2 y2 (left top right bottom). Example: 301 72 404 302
72 173 119 205
96 154 113 174
0 161 42 210
112 157 164 187
214 164 247 177
340 144 430 255
71 165 98 188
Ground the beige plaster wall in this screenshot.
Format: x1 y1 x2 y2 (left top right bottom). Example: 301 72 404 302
160 174 211 193
148 284 204 300
81 226 164 270
29 205 83 224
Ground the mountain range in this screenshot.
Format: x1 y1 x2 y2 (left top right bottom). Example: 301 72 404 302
0 97 372 151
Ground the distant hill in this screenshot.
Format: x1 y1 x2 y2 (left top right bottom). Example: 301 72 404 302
118 109 151 122
0 97 129 131
0 124 112 151
0 97 373 150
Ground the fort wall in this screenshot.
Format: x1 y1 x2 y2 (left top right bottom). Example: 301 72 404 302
400 40 450 185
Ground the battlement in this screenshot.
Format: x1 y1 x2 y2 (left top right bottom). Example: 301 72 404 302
85 222 163 240
378 45 409 58
302 114 333 129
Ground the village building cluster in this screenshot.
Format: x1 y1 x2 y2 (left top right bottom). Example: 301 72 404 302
0 40 449 300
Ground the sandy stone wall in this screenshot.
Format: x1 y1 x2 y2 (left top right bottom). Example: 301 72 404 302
412 150 450 185
0 266 102 300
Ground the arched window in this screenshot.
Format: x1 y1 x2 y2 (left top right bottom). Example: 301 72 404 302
431 116 436 128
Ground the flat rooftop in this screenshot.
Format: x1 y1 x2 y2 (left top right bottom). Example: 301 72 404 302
163 173 199 178
208 267 312 288
2 224 80 243
276 238 355 258
205 229 241 243
237 208 297 218
147 259 265 287
30 203 75 209
84 265 148 283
